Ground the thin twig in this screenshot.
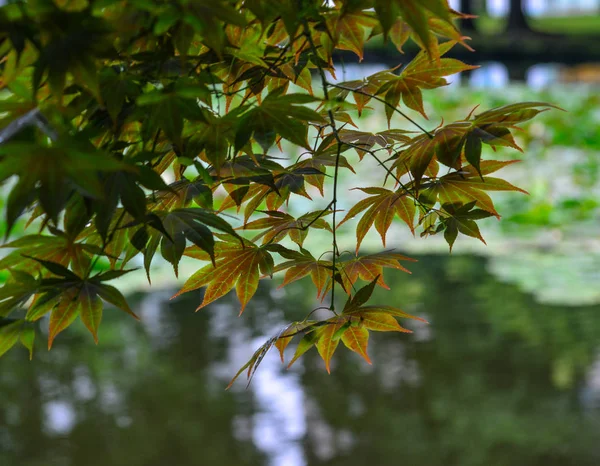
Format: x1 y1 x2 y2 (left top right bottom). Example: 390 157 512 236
327 81 434 138
0 108 58 144
303 20 343 313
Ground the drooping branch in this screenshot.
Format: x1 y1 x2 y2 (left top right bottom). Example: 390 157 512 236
302 19 342 313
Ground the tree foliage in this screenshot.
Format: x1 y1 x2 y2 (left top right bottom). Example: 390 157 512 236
0 0 555 385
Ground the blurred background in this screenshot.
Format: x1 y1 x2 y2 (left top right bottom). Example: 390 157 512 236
2 1 600 465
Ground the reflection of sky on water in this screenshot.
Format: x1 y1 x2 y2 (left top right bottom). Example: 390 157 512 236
252 342 306 466
44 401 76 435
207 300 308 465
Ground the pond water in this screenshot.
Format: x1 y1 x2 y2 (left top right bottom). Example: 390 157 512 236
2 253 600 466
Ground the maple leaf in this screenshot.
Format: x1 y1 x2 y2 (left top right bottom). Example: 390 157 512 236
228 278 429 385
0 139 126 234
373 0 457 59
271 249 333 300
315 318 347 373
326 11 378 61
0 259 137 348
219 168 322 223
338 251 416 295
242 210 332 246
216 156 323 221
0 320 25 358
149 179 213 211
0 233 105 277
235 92 326 152
387 8 474 59
292 153 355 195
274 249 415 301
390 106 535 190
327 79 380 116
337 128 411 160
438 201 495 251
472 102 561 127
287 299 427 372
274 321 317 362
431 160 528 217
174 240 274 313
339 187 417 252
375 42 478 123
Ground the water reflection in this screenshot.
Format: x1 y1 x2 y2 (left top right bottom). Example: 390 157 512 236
2 254 600 465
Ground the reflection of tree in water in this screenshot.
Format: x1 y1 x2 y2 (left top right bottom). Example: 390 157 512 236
0 290 266 466
2 254 600 466
299 255 600 466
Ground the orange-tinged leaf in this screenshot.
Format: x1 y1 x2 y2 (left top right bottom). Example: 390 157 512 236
333 13 374 61
473 102 561 126
315 320 345 373
235 253 260 315
356 311 412 333
338 252 415 296
339 189 417 252
444 174 528 194
472 159 522 175
389 18 411 52
351 305 428 324
242 210 332 247
376 43 477 124
272 249 333 299
274 321 315 362
435 168 528 217
436 180 499 217
341 325 371 364
48 290 80 350
174 241 271 313
394 195 417 235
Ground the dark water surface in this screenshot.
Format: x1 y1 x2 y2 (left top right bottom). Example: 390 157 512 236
2 254 600 466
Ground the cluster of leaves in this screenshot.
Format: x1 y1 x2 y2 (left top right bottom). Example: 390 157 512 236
0 0 554 384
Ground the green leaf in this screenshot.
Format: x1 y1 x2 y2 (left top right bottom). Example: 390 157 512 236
79 284 103 344
23 256 80 280
19 327 35 360
344 275 380 312
94 284 139 320
287 331 319 368
0 320 23 357
465 132 483 179
120 174 147 219
92 269 137 282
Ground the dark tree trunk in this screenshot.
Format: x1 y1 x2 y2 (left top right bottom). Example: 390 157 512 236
506 0 531 32
458 0 477 32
